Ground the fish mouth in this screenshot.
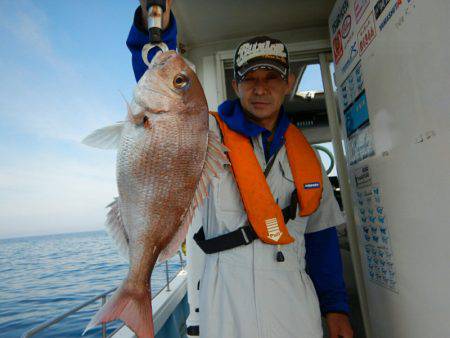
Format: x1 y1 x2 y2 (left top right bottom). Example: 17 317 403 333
152 51 177 68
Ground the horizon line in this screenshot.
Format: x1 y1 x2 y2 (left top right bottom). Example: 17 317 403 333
0 228 106 241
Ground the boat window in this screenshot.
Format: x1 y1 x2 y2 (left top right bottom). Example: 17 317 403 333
295 64 324 98
224 67 237 101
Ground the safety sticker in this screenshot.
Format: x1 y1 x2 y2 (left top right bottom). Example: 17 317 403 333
356 184 398 292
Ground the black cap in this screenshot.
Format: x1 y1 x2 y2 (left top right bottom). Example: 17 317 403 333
234 36 289 82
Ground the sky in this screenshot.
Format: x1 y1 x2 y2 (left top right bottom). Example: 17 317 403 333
0 1 335 239
0 1 137 238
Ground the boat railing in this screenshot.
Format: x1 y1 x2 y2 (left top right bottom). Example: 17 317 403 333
21 251 186 338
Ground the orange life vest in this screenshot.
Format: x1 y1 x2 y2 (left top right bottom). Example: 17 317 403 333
210 112 323 245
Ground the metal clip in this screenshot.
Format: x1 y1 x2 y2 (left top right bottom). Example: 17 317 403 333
141 42 169 67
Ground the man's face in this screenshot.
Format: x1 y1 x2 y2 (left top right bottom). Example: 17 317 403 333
232 69 295 128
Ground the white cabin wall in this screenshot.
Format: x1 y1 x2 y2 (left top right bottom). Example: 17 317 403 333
183 26 330 111
301 126 333 145
328 0 450 337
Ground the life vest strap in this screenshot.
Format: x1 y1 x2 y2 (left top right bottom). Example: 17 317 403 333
194 191 299 254
193 225 258 254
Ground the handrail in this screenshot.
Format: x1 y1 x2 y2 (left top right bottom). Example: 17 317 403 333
22 251 185 338
312 144 335 175
21 287 117 338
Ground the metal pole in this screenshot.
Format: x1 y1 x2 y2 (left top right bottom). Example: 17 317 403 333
101 296 107 338
21 287 117 338
22 254 186 337
165 260 171 291
178 250 184 269
319 53 372 338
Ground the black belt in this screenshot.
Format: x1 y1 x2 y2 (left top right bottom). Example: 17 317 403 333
193 189 298 255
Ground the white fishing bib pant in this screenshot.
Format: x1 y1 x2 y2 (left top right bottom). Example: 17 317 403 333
187 117 344 338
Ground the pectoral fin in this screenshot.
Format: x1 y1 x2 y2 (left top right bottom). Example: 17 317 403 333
82 123 124 149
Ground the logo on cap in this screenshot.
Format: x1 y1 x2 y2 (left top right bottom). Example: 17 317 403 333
234 36 289 82
236 41 287 67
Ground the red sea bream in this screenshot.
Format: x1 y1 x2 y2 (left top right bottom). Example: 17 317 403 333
82 51 227 338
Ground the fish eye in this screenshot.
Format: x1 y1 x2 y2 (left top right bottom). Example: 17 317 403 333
173 73 190 90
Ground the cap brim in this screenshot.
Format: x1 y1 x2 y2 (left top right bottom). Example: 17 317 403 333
237 62 288 80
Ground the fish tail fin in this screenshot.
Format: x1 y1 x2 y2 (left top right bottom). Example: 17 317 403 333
83 280 154 338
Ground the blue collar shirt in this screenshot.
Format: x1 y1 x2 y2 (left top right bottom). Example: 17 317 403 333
217 99 290 162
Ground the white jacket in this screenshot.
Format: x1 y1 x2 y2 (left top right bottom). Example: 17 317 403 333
186 116 344 338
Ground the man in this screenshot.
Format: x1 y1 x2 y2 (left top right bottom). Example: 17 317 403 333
127 1 353 337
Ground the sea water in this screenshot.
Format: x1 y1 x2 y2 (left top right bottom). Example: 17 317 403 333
0 231 183 337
